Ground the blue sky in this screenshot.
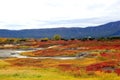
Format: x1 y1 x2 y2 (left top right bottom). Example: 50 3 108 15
0 0 120 30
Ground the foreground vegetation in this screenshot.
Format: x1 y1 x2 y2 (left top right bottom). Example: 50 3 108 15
0 58 120 80
1 37 120 79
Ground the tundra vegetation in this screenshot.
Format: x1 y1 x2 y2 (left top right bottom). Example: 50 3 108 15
1 36 120 80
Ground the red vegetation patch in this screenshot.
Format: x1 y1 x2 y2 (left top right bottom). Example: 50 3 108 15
58 63 81 76
86 61 118 72
115 68 120 75
58 63 80 71
5 58 82 76
22 40 120 57
5 58 43 67
22 48 80 57
100 52 120 60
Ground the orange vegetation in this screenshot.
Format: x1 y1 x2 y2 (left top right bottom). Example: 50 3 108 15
22 40 120 57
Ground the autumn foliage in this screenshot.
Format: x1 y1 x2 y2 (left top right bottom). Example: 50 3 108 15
2 39 120 77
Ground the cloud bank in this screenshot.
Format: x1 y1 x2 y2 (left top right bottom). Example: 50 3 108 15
0 0 120 30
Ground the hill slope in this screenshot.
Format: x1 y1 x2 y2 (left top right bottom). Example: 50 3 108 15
0 21 120 38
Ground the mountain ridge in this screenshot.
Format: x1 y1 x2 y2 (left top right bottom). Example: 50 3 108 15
0 21 120 38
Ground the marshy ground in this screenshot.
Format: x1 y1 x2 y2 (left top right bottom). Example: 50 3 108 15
1 40 120 80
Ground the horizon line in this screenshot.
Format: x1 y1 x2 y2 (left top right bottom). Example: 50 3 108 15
0 20 119 30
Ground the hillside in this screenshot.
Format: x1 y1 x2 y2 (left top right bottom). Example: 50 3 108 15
0 21 120 38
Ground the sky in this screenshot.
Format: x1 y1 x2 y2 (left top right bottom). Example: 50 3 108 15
0 0 120 30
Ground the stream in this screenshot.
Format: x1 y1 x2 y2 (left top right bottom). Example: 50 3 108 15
0 49 77 60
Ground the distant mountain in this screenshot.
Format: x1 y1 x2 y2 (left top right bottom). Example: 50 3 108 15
0 21 120 39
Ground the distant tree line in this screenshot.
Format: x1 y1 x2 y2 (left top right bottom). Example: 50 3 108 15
0 35 120 44
0 38 28 44
40 34 120 42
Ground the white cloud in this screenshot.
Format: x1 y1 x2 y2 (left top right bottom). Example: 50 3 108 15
0 0 119 30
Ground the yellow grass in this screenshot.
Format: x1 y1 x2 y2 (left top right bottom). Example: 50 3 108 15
0 67 120 80
0 58 120 80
